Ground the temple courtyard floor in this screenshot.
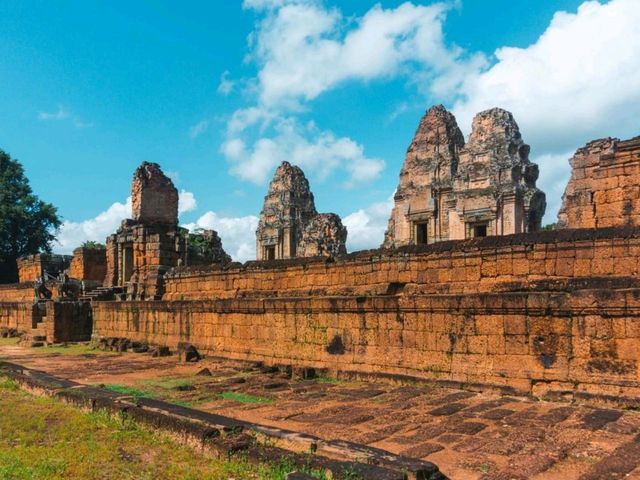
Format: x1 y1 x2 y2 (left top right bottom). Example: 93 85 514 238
1 339 639 480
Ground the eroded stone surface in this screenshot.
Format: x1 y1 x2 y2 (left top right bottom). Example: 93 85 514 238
131 161 178 226
384 106 546 247
558 136 640 229
187 229 231 266
299 213 347 257
256 161 347 259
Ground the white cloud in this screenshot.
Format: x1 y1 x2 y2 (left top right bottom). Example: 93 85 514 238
38 105 70 121
189 120 209 139
38 104 93 129
178 190 197 214
217 70 235 95
222 116 384 186
245 0 484 109
184 212 259 262
55 197 132 254
343 196 393 252
453 0 640 154
533 151 574 224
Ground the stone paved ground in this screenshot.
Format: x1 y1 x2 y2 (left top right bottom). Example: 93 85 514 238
2 343 640 480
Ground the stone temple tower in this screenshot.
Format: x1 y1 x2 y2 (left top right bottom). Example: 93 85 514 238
256 161 347 260
383 105 546 248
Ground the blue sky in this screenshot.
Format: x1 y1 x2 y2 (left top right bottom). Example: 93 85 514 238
1 0 639 260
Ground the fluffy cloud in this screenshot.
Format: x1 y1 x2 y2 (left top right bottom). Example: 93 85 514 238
55 197 132 254
217 70 235 95
244 0 484 109
343 196 393 252
55 191 198 254
454 0 640 149
178 190 197 214
222 115 384 185
184 212 259 262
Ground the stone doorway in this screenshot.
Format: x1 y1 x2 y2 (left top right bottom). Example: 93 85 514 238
415 222 428 245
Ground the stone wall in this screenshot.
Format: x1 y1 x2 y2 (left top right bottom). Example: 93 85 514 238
17 254 71 283
163 227 640 301
0 284 36 302
69 247 107 282
0 301 33 332
558 136 640 229
92 287 640 402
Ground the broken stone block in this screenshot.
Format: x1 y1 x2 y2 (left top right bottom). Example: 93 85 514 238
196 368 212 376
177 342 201 362
286 473 316 480
149 345 170 357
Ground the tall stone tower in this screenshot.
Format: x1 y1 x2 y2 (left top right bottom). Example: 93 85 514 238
256 161 347 260
383 106 546 248
450 108 546 239
383 105 465 248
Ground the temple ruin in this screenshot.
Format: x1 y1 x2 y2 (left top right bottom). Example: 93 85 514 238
558 136 640 229
2 105 640 424
255 161 347 260
383 106 546 248
104 162 230 300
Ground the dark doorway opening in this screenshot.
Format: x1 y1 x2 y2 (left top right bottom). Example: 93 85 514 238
473 224 487 238
265 246 276 260
415 222 428 245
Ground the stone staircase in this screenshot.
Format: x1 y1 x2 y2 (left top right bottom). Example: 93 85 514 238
20 301 48 347
80 286 125 302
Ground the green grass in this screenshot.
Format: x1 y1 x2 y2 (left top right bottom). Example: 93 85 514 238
101 384 156 401
316 375 340 384
0 376 330 480
36 343 118 356
0 337 20 346
141 377 194 390
220 391 273 404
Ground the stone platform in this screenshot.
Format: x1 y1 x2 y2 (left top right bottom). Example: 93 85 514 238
2 343 639 480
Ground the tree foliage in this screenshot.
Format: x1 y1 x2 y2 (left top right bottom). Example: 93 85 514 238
0 149 61 282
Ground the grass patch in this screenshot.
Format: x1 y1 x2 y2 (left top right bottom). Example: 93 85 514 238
220 391 273 404
0 337 20 346
316 375 340 384
101 384 155 400
141 376 194 390
34 343 117 356
0 378 335 479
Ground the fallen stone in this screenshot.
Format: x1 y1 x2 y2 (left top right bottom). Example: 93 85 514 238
196 368 212 377
177 342 201 363
149 346 170 357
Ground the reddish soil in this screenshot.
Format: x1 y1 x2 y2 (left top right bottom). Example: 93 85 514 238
2 343 640 480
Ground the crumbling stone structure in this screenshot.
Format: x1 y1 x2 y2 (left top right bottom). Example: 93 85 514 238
105 162 230 300
69 247 106 283
17 254 71 283
187 229 232 266
256 162 347 260
558 136 640 229
384 106 546 247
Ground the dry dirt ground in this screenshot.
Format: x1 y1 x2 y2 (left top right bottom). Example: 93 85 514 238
2 342 640 480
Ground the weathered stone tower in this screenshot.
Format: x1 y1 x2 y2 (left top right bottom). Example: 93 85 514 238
384 106 546 247
383 105 465 248
449 108 546 239
256 161 347 260
105 162 230 300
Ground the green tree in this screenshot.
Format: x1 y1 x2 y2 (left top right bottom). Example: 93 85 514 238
0 149 61 283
